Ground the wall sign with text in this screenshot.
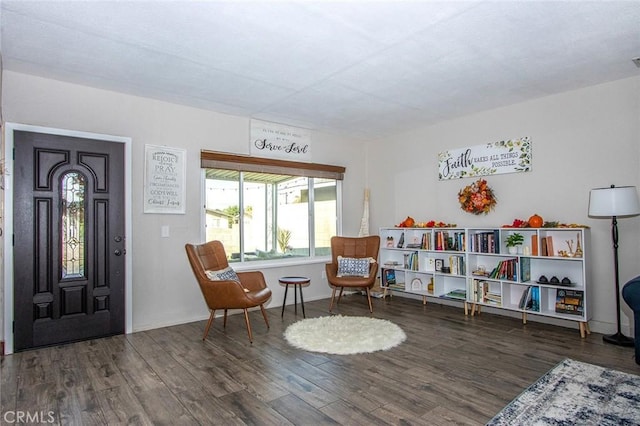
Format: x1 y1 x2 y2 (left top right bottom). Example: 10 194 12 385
438 137 531 180
250 119 311 161
144 144 186 214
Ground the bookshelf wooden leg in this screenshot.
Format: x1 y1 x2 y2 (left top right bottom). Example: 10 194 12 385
422 295 427 305
464 302 468 315
579 321 590 338
522 312 527 324
472 304 481 316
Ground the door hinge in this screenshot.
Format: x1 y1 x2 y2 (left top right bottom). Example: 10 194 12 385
13 321 15 333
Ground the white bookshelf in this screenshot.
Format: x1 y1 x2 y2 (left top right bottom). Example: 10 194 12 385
379 226 591 337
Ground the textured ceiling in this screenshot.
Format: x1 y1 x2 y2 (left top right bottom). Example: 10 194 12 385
2 1 639 140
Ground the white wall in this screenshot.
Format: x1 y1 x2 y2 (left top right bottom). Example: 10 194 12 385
368 76 640 335
3 71 639 340
1 71 370 336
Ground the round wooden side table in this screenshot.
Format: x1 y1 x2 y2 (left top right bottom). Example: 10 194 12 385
280 276 310 318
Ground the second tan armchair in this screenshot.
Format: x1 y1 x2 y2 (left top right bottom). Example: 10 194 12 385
325 235 380 313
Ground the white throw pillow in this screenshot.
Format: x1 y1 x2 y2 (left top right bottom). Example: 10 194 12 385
337 256 374 277
205 266 240 282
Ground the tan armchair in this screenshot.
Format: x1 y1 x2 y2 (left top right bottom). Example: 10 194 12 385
185 241 272 343
325 235 381 313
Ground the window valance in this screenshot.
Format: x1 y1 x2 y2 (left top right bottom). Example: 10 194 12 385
200 150 345 180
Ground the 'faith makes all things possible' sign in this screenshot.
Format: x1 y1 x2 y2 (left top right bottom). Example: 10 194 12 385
438 137 531 180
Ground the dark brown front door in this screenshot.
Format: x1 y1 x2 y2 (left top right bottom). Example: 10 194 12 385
13 130 126 351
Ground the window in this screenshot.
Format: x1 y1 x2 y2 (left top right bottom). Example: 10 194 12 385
202 151 344 263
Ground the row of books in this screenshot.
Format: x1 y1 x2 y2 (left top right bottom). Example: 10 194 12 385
393 231 466 252
470 280 501 306
469 230 501 254
405 251 419 271
434 231 466 251
447 255 465 275
486 258 519 281
519 286 540 312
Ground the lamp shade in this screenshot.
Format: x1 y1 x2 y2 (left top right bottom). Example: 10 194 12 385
588 185 640 217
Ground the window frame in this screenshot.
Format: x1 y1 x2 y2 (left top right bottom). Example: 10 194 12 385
200 151 344 268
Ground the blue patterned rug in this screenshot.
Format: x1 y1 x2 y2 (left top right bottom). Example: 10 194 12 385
487 358 640 425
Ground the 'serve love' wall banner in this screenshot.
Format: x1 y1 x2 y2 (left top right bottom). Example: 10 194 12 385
250 119 311 161
438 137 531 180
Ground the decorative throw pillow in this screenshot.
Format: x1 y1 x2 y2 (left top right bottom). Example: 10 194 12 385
205 266 240 282
337 256 374 277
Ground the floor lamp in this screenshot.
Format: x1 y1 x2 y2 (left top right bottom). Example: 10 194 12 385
588 185 640 346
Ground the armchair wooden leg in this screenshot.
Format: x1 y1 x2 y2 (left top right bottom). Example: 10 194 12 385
223 309 228 329
366 288 373 313
260 304 270 328
243 309 253 343
329 287 337 312
203 310 215 341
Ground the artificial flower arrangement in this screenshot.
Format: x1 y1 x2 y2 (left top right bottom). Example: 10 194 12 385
458 178 496 215
502 214 590 228
396 216 457 228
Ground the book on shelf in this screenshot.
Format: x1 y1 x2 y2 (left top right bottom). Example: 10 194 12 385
520 257 531 282
442 288 467 300
421 233 430 250
531 287 540 311
546 236 554 256
472 279 502 304
518 286 540 311
448 255 465 275
555 289 584 315
531 235 539 256
484 292 502 306
435 231 446 250
383 269 396 286
518 286 532 309
406 251 419 271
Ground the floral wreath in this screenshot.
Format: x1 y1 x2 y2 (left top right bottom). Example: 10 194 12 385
458 178 496 215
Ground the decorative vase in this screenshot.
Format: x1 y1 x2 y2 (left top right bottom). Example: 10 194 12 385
508 246 518 254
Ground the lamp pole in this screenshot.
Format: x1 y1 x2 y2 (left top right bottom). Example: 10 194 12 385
603 188 634 346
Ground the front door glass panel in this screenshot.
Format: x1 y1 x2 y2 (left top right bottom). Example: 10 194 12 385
61 171 86 279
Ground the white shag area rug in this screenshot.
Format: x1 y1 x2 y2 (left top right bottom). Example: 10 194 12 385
283 315 406 355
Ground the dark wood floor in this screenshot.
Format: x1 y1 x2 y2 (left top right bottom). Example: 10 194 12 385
2 295 638 425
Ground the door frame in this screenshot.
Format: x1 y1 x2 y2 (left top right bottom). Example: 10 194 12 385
3 123 133 354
